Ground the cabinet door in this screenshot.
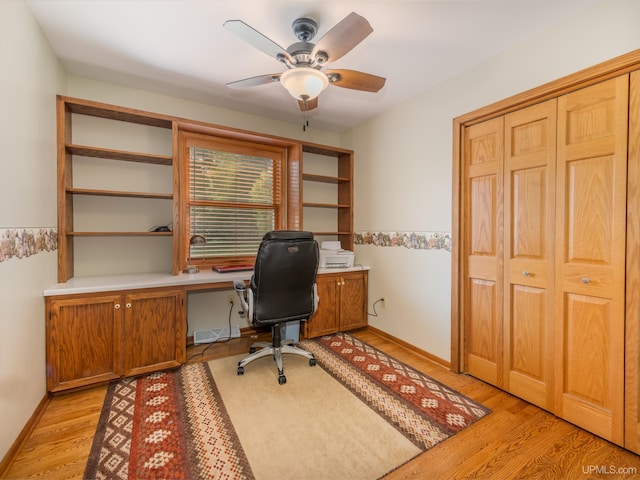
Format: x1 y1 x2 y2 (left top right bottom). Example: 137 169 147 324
462 117 504 387
555 76 628 445
339 271 368 331
123 289 185 377
503 100 557 410
46 294 123 392
306 274 339 338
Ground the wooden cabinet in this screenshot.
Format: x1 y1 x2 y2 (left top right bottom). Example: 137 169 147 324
46 288 185 392
122 289 186 377
46 294 123 392
457 69 633 447
305 270 368 338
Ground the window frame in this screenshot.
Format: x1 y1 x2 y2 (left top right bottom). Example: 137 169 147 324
178 131 287 270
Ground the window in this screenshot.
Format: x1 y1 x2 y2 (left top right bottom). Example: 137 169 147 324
179 132 286 268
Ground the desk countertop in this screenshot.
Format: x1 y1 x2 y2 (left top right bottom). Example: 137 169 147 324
43 266 369 296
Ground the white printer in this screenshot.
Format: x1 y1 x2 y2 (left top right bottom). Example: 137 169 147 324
319 241 355 268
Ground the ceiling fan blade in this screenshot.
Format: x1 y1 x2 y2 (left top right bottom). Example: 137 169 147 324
226 73 281 89
298 97 318 111
326 69 386 92
224 20 292 63
311 12 373 63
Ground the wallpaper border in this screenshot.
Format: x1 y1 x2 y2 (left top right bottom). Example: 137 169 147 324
0 228 450 262
0 228 58 263
354 231 451 252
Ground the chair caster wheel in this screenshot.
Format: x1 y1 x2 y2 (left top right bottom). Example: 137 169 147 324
237 366 244 375
309 358 317 367
278 375 287 385
249 347 256 354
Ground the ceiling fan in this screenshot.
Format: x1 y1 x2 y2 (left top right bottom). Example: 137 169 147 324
223 12 386 112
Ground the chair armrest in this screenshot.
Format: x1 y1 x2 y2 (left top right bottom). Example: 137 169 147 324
313 283 319 314
233 280 249 319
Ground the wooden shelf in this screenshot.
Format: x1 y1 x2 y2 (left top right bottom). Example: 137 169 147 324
67 231 173 236
303 202 350 209
312 231 352 236
67 144 173 165
66 188 172 200
302 173 350 184
302 142 352 157
63 95 173 129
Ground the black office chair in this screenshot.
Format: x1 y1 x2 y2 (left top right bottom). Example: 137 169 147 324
233 230 318 384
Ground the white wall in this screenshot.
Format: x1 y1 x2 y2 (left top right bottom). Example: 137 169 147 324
0 0 65 462
343 0 640 363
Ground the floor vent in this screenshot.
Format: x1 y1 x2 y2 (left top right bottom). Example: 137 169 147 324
193 325 241 344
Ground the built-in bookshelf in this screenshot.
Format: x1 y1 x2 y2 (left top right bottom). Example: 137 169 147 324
56 96 355 281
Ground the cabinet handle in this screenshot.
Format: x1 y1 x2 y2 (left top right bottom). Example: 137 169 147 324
582 277 590 284
114 304 121 310
126 303 132 309
522 271 530 277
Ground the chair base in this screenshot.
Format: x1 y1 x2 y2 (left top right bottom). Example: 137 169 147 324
237 327 316 384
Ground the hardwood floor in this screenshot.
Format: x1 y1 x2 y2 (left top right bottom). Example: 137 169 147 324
3 328 640 479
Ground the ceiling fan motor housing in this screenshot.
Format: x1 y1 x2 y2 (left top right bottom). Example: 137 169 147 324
292 17 318 42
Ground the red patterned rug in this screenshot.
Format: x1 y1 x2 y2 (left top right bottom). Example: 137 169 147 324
84 333 490 479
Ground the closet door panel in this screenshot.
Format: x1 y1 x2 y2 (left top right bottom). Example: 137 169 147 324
508 284 547 407
503 100 556 410
466 278 498 382
556 75 628 445
562 294 615 439
463 117 504 386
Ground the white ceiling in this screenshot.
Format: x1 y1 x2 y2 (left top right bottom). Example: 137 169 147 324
26 0 597 132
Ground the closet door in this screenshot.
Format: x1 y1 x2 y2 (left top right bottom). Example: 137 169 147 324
555 76 628 445
625 70 640 454
503 100 557 410
462 117 504 386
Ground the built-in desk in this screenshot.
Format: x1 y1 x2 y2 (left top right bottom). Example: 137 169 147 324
43 267 368 392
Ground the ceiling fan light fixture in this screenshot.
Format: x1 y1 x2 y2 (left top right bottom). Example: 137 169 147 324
280 67 328 101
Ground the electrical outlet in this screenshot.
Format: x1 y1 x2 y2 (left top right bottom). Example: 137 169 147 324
380 297 386 308
227 294 235 305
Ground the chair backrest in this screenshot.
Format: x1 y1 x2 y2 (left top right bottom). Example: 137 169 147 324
251 231 319 326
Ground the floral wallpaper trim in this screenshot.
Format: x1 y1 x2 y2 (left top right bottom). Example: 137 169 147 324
354 231 452 252
0 228 58 262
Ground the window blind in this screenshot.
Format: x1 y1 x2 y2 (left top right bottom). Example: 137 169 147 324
189 147 277 259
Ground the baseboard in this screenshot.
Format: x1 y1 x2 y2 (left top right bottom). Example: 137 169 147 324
0 393 51 477
364 325 451 369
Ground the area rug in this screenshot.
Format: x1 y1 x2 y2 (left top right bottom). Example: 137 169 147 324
84 332 490 480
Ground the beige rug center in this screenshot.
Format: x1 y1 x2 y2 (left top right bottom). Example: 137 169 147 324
208 354 421 480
